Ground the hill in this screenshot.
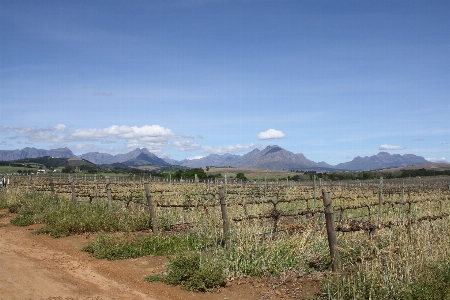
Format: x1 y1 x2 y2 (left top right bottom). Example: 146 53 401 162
334 152 430 171
0 147 75 161
80 148 169 166
0 146 437 172
176 145 336 171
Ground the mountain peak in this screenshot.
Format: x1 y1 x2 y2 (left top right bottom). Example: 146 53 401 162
335 152 429 171
261 145 283 156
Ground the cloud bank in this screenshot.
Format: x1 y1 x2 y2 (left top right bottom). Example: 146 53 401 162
257 129 285 140
426 157 450 163
0 124 258 158
379 144 406 150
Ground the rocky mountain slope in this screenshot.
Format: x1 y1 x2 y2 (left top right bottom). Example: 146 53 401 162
0 147 75 161
0 146 433 171
334 152 430 171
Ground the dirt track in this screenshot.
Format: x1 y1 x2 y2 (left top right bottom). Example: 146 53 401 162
0 209 321 300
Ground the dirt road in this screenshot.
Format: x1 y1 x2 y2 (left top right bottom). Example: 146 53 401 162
0 209 321 300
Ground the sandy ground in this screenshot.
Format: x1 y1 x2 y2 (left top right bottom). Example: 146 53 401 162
0 209 322 300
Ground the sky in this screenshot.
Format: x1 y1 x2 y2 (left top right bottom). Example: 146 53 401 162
1 0 449 165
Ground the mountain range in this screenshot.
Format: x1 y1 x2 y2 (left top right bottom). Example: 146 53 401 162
0 146 434 171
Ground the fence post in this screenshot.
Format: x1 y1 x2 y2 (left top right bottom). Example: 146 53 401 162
322 189 341 272
49 173 56 203
144 182 159 234
29 175 35 198
69 176 77 204
219 186 231 250
401 179 405 203
378 177 383 219
313 175 317 211
106 177 112 209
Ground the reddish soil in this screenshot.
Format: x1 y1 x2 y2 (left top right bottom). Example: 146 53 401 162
0 209 323 300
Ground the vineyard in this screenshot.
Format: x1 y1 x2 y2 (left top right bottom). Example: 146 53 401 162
2 174 450 299
20 174 450 234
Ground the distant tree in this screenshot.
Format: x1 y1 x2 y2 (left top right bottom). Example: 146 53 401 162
236 172 247 181
62 166 75 173
289 175 301 182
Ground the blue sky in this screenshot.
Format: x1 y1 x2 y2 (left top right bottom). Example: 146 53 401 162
1 0 449 165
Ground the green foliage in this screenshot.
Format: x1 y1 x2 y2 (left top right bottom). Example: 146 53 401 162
61 166 76 173
327 260 450 300
83 232 210 260
410 262 450 300
171 168 220 181
10 214 35 226
162 252 227 291
6 192 151 237
13 157 68 168
226 237 309 277
235 172 247 181
288 174 302 181
79 164 102 174
7 202 22 213
35 201 151 238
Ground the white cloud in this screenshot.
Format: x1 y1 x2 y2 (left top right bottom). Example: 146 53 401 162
6 124 69 143
426 157 450 163
187 155 205 160
55 124 67 132
379 144 406 150
442 142 449 145
71 125 176 139
257 129 285 140
202 143 259 154
1 124 262 159
173 140 202 152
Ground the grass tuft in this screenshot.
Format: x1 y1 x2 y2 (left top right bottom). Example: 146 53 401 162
83 232 210 260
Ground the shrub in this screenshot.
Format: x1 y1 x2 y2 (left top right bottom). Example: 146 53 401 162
162 252 227 291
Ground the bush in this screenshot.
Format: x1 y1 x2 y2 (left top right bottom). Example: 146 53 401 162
10 214 35 226
8 203 22 214
162 252 227 291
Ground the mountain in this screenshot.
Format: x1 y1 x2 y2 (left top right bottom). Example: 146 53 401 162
79 152 116 165
1 146 433 171
80 148 169 166
0 147 75 161
122 152 170 167
178 145 334 171
178 154 241 168
235 145 320 170
334 152 430 171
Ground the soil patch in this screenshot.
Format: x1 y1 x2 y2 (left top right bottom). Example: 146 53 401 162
0 209 323 299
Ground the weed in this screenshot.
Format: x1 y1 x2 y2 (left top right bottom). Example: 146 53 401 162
83 232 210 260
163 252 227 291
10 214 35 226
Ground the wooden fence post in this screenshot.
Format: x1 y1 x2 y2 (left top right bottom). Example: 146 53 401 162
106 177 112 209
219 186 231 250
29 175 35 198
49 173 56 203
69 176 77 204
313 175 317 211
322 189 341 272
144 182 158 234
401 179 405 203
378 177 383 219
